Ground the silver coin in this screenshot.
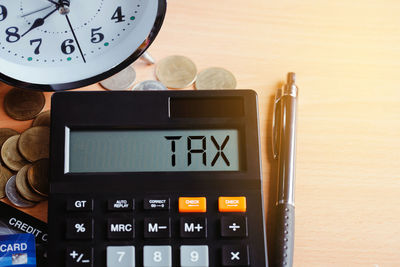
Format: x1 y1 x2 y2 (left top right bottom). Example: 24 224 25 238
5 175 35 208
133 80 168 91
100 66 136 91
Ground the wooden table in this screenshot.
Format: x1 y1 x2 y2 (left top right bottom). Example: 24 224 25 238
1 0 400 266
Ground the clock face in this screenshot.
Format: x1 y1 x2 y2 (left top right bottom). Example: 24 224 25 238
0 0 166 90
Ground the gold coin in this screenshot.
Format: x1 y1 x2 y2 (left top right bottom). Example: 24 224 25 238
18 126 50 162
3 88 45 121
155 55 197 88
16 164 46 202
195 67 237 90
32 110 51 127
27 159 49 197
1 135 29 171
0 165 13 198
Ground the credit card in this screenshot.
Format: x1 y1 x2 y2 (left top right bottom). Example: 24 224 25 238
0 233 36 267
0 202 47 266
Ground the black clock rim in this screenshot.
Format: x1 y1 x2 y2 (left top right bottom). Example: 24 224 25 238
0 0 167 92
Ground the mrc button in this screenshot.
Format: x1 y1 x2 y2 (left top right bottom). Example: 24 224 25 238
107 218 135 240
179 197 207 213
144 197 170 210
219 197 247 212
108 198 134 211
67 198 93 211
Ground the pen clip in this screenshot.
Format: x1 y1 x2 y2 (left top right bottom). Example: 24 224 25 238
272 88 282 159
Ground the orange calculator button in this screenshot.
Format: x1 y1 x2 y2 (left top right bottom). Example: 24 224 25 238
179 197 207 213
219 197 247 212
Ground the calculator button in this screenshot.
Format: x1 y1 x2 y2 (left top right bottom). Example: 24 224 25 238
221 216 248 237
107 218 135 240
108 198 135 211
66 217 93 240
144 197 170 210
218 197 247 212
179 197 207 213
222 245 250 266
107 246 135 267
143 246 172 267
66 247 93 267
180 245 209 267
180 217 207 238
144 218 171 239
67 198 93 211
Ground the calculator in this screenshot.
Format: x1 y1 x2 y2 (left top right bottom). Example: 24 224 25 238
48 90 268 267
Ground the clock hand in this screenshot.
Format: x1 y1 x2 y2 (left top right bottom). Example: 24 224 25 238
21 7 58 37
21 5 52 18
65 15 86 63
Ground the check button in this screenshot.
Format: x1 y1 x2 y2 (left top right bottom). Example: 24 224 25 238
219 197 246 212
179 197 207 213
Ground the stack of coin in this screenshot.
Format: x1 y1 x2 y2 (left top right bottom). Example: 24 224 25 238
1 87 50 207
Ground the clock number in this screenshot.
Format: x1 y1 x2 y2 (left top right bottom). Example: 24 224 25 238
61 39 75 54
30 38 42 55
91 27 104 43
5 27 20 43
111 6 125 23
0 5 7 21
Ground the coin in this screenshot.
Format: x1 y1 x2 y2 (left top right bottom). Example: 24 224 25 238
0 165 13 198
100 65 136 91
27 159 49 197
195 67 237 90
16 164 46 202
5 175 35 208
133 80 168 91
18 126 50 162
155 55 197 88
3 88 45 121
0 128 19 150
32 110 51 127
1 135 29 171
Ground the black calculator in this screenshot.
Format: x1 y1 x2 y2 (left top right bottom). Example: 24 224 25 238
48 90 268 267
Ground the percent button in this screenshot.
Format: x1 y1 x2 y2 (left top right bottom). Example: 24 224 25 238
66 217 94 240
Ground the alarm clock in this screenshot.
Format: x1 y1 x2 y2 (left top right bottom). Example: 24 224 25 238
0 0 166 91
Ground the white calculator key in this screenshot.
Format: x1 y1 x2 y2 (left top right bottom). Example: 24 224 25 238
107 246 135 267
143 246 172 267
180 246 209 267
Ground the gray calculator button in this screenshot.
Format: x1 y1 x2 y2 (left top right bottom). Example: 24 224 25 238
180 246 209 267
143 246 171 267
107 246 135 267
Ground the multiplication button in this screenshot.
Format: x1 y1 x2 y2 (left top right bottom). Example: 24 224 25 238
66 217 93 240
107 246 135 267
222 245 249 266
180 217 207 238
66 247 93 267
144 197 170 210
107 218 135 240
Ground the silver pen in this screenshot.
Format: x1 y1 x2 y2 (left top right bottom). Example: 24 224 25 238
271 72 298 267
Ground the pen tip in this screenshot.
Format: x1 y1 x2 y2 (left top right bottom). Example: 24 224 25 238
287 72 296 84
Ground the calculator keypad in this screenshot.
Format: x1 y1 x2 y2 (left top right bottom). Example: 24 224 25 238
180 245 209 267
66 217 94 240
143 246 172 267
220 216 248 238
107 246 135 267
180 217 207 238
66 247 93 267
107 218 135 240
222 245 250 266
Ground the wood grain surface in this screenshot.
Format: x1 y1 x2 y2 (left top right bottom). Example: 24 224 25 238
1 0 400 266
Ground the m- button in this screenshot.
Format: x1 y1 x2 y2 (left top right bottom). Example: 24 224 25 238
218 197 246 212
179 197 207 213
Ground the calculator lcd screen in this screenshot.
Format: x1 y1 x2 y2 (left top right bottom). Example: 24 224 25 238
67 129 240 173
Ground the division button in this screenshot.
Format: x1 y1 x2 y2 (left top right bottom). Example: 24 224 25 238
107 218 135 240
221 216 248 238
180 245 209 267
143 246 172 267
222 245 250 266
144 197 170 210
67 198 93 211
108 198 135 211
107 246 135 267
66 217 94 240
179 197 207 213
144 218 171 239
180 217 207 238
66 247 93 267
218 197 247 212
